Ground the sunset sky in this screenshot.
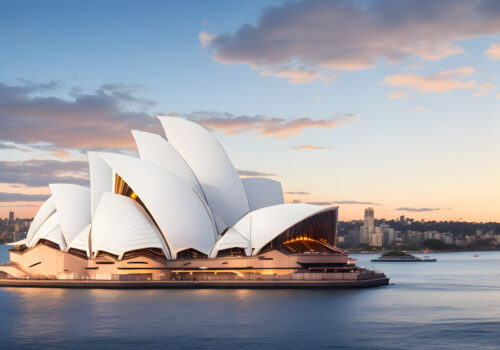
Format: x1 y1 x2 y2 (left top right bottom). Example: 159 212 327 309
0 0 499 222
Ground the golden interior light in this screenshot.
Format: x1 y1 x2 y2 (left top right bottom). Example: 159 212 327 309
283 237 319 245
130 192 138 200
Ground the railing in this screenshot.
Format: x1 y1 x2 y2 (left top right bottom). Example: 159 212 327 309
164 271 384 282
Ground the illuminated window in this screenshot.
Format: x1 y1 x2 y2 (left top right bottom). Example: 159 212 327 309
259 209 339 254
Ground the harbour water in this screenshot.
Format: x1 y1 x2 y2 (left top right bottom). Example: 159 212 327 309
0 245 499 349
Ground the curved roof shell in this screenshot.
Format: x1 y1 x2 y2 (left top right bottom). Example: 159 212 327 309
25 196 55 246
41 226 66 250
99 152 217 258
132 130 206 200
28 211 65 249
49 184 91 246
159 116 250 233
88 151 113 220
91 193 170 259
228 204 335 255
241 178 284 211
209 229 250 258
67 223 91 256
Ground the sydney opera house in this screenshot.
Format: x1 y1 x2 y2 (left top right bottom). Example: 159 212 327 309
0 117 388 288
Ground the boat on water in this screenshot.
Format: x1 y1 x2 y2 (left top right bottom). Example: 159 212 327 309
371 251 437 262
473 253 479 258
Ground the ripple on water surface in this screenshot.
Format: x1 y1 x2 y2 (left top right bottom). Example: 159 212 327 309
0 246 499 349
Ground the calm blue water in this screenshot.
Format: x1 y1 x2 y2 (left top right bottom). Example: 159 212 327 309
1 245 499 350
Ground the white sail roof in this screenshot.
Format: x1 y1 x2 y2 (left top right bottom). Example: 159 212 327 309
209 229 250 258
5 239 26 246
49 184 91 246
25 196 55 246
88 151 113 220
159 116 250 234
229 204 332 255
28 211 66 249
91 193 170 259
66 223 91 256
132 130 206 199
210 204 332 256
99 152 217 258
241 178 284 211
42 226 66 250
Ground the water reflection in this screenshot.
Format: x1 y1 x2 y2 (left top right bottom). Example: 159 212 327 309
1 246 500 349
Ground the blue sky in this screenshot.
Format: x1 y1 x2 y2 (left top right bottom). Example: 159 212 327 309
0 0 499 221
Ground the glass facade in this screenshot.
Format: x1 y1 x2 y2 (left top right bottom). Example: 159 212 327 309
260 209 338 254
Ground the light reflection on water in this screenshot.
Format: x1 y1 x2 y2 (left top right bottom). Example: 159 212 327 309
1 245 500 349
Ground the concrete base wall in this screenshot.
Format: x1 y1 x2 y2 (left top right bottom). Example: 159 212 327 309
1 244 364 283
8 244 88 279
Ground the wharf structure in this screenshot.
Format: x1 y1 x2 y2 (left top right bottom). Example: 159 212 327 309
0 117 388 288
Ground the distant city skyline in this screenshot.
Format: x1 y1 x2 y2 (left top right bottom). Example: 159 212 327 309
0 0 499 222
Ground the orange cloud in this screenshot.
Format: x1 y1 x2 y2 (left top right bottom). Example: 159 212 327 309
483 43 500 60
199 31 215 48
473 82 495 97
388 91 409 99
184 111 357 139
382 67 479 93
259 67 335 84
411 44 464 61
292 145 333 150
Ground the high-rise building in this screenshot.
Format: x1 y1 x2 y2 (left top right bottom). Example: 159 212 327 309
8 210 14 225
7 210 15 233
379 223 395 245
369 226 383 246
347 229 361 246
360 207 375 244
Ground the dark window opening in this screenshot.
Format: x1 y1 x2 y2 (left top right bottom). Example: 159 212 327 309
122 248 166 262
176 248 208 259
39 239 60 250
95 251 119 261
216 247 247 258
68 248 87 259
